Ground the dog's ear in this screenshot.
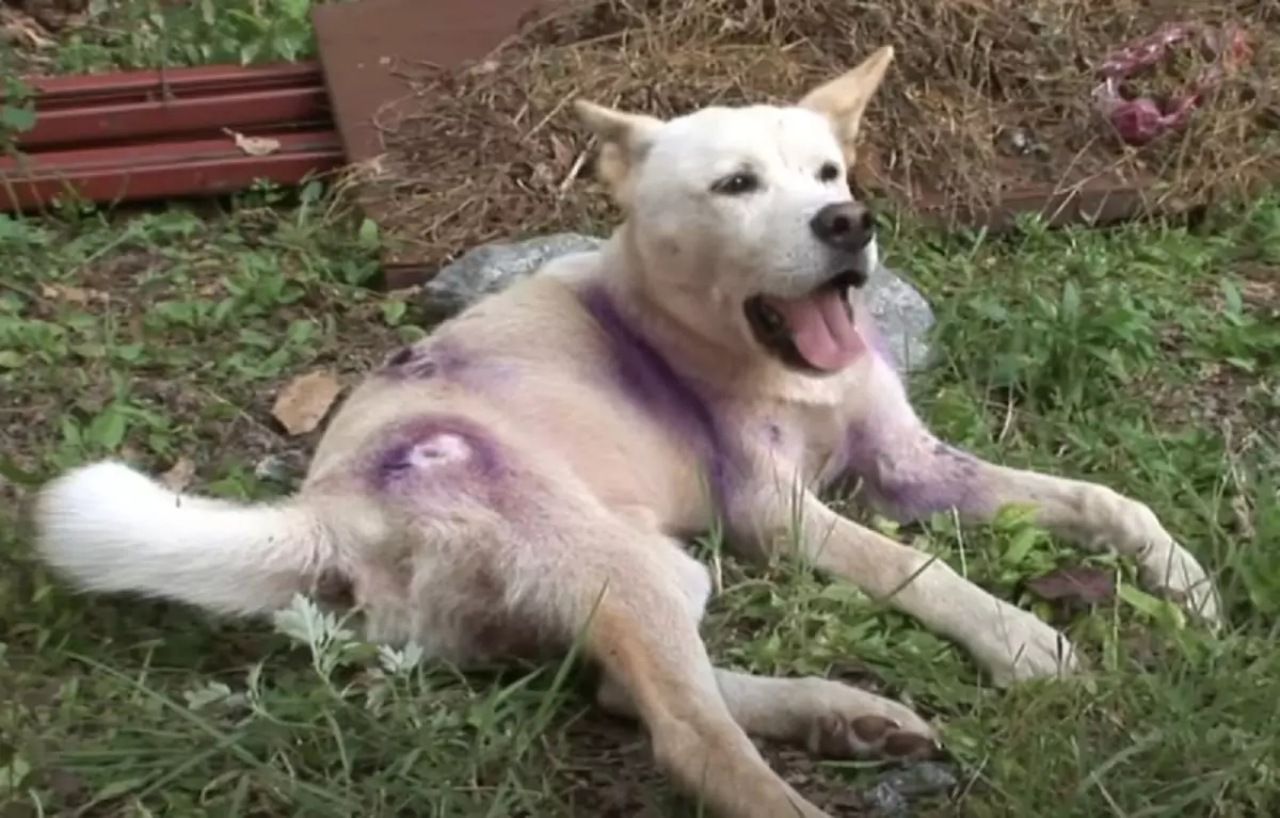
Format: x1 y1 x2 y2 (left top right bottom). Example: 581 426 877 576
573 100 664 201
797 45 894 162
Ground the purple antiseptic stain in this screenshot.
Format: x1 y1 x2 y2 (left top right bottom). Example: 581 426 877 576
858 321 902 378
379 341 467 380
862 322 890 360
839 424 982 521
579 286 734 507
372 414 508 493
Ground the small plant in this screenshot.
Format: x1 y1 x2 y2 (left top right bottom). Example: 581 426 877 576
0 76 36 154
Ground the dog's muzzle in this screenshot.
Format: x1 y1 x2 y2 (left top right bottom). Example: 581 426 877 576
745 201 876 375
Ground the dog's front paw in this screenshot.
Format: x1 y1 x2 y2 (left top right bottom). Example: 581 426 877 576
1090 491 1224 629
1139 541 1223 628
1109 497 1224 628
972 603 1081 687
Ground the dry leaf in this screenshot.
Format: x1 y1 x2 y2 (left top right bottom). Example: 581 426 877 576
160 457 197 492
1231 494 1255 541
39 282 108 305
272 371 342 436
1026 566 1116 606
462 58 501 77
548 133 574 172
532 161 558 190
224 128 281 157
1 8 56 49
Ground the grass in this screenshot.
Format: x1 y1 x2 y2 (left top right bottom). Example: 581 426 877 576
2 190 1277 817
3 0 1280 815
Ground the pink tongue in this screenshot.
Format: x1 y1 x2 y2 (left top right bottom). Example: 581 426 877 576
763 288 864 372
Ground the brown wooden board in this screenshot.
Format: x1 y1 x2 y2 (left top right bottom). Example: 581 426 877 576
314 0 549 288
314 0 546 165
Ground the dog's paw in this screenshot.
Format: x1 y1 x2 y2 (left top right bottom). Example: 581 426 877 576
1139 541 1223 629
1095 491 1224 629
972 603 1081 687
799 680 940 761
807 713 941 761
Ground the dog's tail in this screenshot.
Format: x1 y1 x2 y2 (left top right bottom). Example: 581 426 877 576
33 460 341 617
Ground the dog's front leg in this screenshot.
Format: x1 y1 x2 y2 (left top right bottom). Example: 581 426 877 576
841 415 1222 626
729 480 1080 686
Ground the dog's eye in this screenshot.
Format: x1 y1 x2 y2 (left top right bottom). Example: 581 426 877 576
711 171 760 196
818 162 842 183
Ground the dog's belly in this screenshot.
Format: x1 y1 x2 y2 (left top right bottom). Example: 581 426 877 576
486 368 713 531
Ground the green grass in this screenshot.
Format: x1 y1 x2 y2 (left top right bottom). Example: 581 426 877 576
2 188 1277 817
2 0 328 147
3 1 1280 815
9 0 323 74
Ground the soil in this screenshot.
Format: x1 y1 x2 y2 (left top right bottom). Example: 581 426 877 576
2 0 86 30
342 0 1279 275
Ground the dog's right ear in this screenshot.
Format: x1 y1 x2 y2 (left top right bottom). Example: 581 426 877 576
573 100 664 201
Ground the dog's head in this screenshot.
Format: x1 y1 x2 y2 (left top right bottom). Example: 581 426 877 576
575 46 894 375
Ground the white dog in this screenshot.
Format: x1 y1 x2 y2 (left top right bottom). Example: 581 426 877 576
32 46 1220 818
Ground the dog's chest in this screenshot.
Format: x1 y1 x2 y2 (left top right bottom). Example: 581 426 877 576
757 402 848 487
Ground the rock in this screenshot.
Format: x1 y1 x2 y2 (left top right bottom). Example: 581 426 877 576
421 233 605 320
253 454 292 484
421 233 935 374
863 262 935 374
859 761 960 816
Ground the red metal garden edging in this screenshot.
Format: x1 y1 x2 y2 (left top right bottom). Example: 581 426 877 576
0 130 343 210
17 86 331 150
0 61 343 213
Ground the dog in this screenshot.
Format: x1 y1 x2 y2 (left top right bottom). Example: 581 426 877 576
32 45 1222 818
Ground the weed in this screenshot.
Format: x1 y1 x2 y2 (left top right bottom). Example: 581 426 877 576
1 2 1278 813
1 188 1277 816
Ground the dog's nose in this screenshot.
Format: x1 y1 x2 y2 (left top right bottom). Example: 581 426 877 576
809 202 875 251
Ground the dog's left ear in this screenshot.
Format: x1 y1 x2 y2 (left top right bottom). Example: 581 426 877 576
797 45 894 162
574 100 664 203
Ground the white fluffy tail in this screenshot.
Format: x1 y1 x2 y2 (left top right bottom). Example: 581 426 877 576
33 461 338 617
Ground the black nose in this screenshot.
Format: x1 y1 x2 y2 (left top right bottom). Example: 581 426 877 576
809 202 875 251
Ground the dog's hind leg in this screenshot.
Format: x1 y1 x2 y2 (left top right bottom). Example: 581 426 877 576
596 668 939 761
557 525 835 818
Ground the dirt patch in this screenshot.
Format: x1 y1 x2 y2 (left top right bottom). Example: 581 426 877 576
547 709 936 816
1 0 84 42
353 0 1279 271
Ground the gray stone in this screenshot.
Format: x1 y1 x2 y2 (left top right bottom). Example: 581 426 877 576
863 261 935 375
421 233 605 320
859 761 960 815
422 233 935 374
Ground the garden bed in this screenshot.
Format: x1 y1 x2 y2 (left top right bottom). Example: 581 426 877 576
331 0 1278 280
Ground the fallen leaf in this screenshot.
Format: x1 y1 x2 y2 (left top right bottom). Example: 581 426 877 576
549 133 575 172
532 161 558 190
224 128 281 157
0 8 56 49
39 282 109 305
1026 565 1116 606
272 371 342 436
160 457 196 492
462 58 501 77
1230 492 1255 540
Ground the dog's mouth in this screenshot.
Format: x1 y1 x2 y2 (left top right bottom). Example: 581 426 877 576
744 269 867 374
